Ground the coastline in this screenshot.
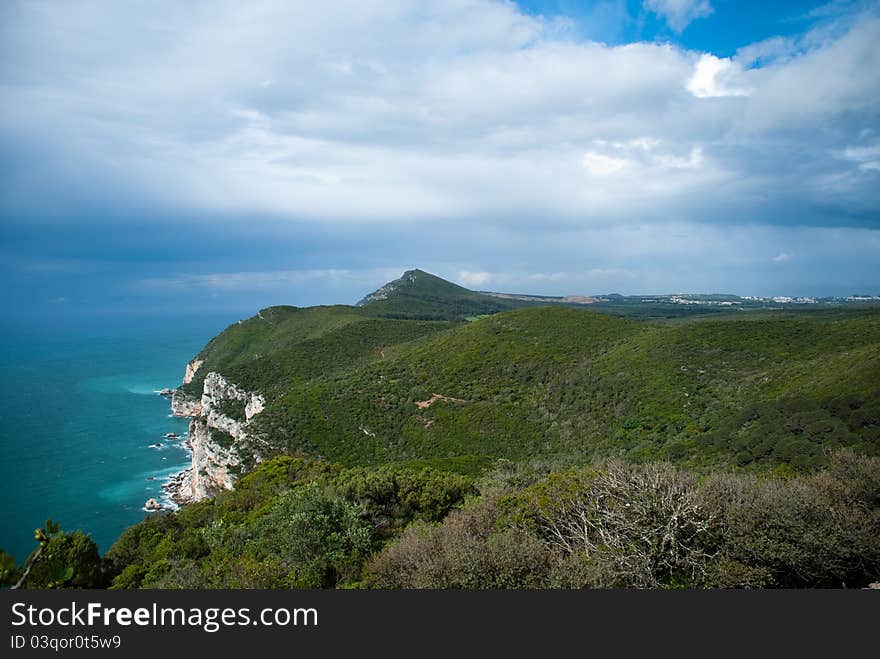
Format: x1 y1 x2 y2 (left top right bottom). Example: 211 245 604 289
151 385 193 509
160 390 196 508
160 465 192 509
160 378 202 510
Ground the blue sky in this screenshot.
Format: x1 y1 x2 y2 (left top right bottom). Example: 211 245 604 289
518 0 859 54
1 0 878 320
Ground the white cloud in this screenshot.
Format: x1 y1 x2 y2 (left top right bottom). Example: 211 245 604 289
687 54 751 98
582 151 629 175
735 37 797 68
0 1 878 234
836 143 880 172
457 270 494 287
772 252 792 263
527 272 568 282
644 0 714 32
451 267 638 293
739 16 880 132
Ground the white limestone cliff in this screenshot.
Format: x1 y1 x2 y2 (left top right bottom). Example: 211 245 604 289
182 358 203 384
165 369 266 504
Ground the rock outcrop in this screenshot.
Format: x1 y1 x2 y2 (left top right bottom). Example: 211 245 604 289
356 269 419 305
171 390 202 417
166 369 266 504
182 358 204 384
201 372 266 424
170 417 243 503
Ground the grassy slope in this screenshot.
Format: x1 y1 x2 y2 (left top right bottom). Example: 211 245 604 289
173 269 879 474
178 270 536 396
179 304 454 397
248 306 880 471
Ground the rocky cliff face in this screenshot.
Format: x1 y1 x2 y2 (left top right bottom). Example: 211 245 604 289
167 370 266 504
201 372 266 424
182 358 203 384
356 269 419 305
171 418 242 503
171 390 202 417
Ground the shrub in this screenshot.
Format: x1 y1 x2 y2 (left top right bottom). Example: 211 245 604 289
24 531 105 589
249 483 373 588
366 498 552 588
329 465 476 540
0 550 20 586
699 451 880 587
504 461 716 588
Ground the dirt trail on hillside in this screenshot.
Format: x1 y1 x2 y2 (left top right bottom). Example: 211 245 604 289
415 394 465 409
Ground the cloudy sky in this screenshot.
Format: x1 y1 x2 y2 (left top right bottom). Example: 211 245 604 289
1 0 879 319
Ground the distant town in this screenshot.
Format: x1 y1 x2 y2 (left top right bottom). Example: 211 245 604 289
648 294 880 307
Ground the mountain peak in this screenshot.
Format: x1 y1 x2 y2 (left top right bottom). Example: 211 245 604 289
356 269 464 305
356 268 610 320
355 268 514 320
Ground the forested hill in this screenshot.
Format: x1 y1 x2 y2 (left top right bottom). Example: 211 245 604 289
356 269 523 319
179 270 880 474
355 268 608 320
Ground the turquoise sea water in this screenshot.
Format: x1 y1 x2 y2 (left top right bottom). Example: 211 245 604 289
0 314 233 562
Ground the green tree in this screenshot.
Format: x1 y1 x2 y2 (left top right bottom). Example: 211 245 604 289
11 519 105 589
251 483 373 588
0 550 20 586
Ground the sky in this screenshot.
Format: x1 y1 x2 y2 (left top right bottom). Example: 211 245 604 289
1 0 879 320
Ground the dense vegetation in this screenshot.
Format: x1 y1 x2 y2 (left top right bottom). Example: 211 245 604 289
221 304 879 473
100 458 476 589
1 519 105 589
3 270 878 589
176 270 880 474
4 451 878 589
370 450 880 589
177 304 454 399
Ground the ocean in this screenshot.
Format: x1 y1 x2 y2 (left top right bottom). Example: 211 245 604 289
0 314 233 562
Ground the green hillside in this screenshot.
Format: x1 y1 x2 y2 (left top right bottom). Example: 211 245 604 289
250 306 880 471
178 271 880 473
178 304 454 399
177 269 525 397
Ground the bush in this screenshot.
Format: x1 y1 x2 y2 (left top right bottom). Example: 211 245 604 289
366 498 552 588
103 515 181 587
329 465 476 540
24 531 105 589
504 461 716 588
0 550 20 586
699 451 880 587
248 483 373 588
